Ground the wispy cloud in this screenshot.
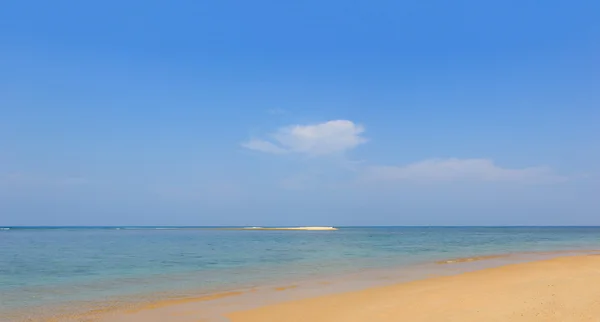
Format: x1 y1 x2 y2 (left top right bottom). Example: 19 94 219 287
242 120 367 156
0 172 88 187
364 158 565 184
267 108 286 115
242 139 288 154
242 121 567 186
149 181 242 201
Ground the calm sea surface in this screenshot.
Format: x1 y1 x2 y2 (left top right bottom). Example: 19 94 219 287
1 226 600 318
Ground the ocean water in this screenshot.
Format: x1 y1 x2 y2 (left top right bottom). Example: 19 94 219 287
1 226 600 319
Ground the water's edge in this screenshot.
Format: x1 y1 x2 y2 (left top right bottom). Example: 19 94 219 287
3 227 600 321
7 249 600 322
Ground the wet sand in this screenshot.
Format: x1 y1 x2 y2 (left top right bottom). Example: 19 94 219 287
89 253 600 322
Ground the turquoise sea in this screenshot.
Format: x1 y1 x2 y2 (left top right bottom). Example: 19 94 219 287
2 226 600 320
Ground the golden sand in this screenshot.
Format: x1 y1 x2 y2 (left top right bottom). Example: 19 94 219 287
229 254 600 322
125 290 244 313
91 254 600 322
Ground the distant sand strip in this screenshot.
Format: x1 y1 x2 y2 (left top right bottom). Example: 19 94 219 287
217 226 339 231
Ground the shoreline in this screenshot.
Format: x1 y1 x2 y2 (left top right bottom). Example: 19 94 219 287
20 249 595 322
227 253 600 322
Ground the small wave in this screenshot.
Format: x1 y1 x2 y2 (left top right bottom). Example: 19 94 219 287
0 228 10 231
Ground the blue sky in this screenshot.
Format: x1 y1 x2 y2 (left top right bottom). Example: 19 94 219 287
1 0 599 226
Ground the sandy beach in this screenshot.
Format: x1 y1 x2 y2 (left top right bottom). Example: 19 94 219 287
229 254 600 322
90 254 600 322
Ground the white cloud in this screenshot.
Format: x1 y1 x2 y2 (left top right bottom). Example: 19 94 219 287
242 120 367 156
364 158 565 184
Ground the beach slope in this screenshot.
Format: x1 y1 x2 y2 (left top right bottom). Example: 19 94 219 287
228 254 600 322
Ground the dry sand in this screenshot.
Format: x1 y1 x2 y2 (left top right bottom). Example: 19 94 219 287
96 254 600 322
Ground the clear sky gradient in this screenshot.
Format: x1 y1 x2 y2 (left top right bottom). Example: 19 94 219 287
1 0 599 226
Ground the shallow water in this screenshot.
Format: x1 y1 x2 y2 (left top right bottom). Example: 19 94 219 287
1 226 600 320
